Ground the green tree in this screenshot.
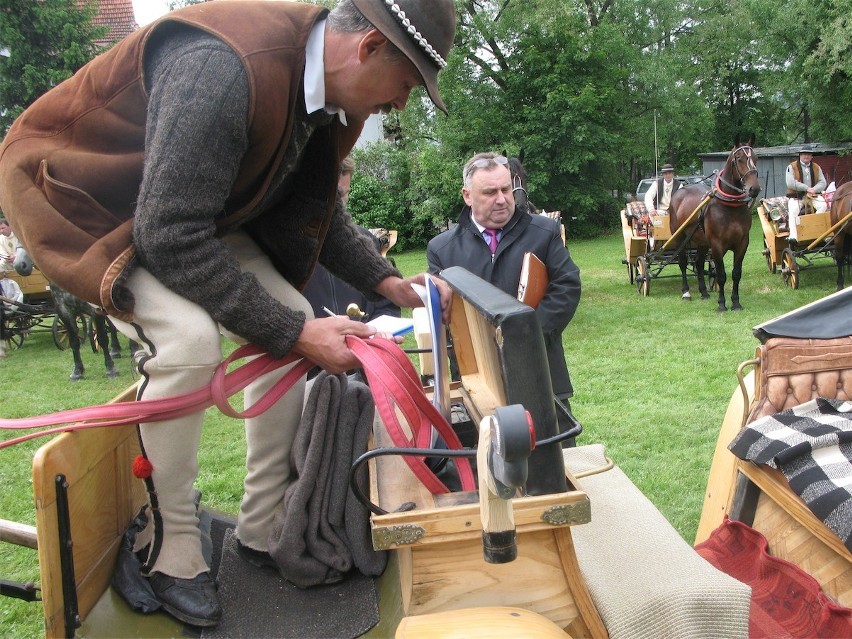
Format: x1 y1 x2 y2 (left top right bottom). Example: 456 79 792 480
0 0 106 133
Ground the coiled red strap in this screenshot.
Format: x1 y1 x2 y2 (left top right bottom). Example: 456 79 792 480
0 338 475 493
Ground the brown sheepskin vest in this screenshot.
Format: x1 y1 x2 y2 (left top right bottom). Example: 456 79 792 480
0 1 360 319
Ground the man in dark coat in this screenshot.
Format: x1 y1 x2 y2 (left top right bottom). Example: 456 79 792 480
427 152 582 443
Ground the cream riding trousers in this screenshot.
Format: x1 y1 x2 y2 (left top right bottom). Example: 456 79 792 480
109 231 313 578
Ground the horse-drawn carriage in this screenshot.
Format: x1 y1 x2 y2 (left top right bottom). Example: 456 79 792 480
758 184 852 290
620 202 714 296
3 265 852 638
2 267 91 353
621 139 760 312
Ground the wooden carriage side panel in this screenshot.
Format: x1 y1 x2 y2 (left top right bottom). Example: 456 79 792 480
737 462 852 608
699 336 852 603
32 386 144 638
7 268 51 302
401 528 601 638
695 368 754 544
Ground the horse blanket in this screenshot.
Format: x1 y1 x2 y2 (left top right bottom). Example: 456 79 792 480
728 397 852 552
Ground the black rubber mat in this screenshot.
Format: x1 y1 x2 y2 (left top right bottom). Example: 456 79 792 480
201 526 379 639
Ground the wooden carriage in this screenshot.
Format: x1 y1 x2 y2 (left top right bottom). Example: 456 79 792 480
619 202 712 297
697 288 852 608
6 266 51 303
12 270 852 638
757 196 838 288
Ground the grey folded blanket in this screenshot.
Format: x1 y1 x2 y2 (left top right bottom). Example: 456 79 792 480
268 372 387 588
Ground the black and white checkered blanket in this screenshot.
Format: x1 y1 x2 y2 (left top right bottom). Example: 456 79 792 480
728 397 852 552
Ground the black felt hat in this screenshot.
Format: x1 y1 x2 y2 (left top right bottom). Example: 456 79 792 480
350 0 456 114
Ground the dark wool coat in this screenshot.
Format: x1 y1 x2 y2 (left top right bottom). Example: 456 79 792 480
427 206 581 397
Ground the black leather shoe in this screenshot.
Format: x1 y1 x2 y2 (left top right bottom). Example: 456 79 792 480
149 572 222 627
235 538 278 571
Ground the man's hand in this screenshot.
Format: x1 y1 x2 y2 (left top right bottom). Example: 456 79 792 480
293 316 377 373
293 317 406 373
375 273 453 323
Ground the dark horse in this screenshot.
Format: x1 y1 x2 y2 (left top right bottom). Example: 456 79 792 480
505 149 535 215
15 248 129 380
830 181 852 290
668 136 760 311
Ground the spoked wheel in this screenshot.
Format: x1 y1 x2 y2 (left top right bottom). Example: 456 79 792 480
781 247 799 289
5 315 30 350
707 259 718 292
4 332 23 350
53 315 88 351
763 239 776 274
636 256 650 296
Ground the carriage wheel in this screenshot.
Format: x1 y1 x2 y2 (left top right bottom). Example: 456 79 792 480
636 256 650 296
763 239 776 274
53 315 88 351
4 330 24 350
781 248 799 289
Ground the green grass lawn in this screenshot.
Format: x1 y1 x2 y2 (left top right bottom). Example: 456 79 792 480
0 218 841 635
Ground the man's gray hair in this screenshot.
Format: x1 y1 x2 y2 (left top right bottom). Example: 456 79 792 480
328 0 407 60
462 152 508 187
328 0 373 32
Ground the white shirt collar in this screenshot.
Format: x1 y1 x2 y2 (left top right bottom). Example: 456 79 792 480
304 19 347 125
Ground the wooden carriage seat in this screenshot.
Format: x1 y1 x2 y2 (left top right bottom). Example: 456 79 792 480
697 333 852 608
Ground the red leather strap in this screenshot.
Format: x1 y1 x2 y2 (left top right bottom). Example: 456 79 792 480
346 336 476 493
0 338 476 494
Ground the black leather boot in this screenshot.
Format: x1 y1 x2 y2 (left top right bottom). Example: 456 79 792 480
149 572 222 627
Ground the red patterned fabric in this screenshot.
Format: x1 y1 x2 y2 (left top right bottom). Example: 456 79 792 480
696 517 852 638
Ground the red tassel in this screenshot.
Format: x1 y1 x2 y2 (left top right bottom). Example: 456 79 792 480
132 455 153 479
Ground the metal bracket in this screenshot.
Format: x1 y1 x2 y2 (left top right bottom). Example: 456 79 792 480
371 524 425 550
541 500 592 527
0 579 41 602
56 474 81 638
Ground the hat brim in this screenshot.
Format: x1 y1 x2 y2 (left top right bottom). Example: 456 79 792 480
350 0 447 114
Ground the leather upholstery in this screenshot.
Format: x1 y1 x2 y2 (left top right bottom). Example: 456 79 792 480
747 336 852 423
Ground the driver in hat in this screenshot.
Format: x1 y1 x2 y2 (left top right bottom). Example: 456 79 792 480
785 144 827 243
644 164 680 219
0 0 457 627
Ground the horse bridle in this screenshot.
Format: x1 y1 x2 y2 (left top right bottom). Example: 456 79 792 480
715 145 757 203
511 174 527 198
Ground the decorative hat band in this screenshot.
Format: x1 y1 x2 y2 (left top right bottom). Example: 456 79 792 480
382 0 447 68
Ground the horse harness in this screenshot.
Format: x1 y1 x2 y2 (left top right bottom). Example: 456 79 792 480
714 145 758 206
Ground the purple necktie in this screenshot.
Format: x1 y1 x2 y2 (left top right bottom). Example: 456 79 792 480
484 228 499 254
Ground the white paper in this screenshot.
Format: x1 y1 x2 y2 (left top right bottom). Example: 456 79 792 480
366 314 414 336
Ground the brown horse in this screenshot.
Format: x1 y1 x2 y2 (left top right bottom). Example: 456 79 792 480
830 181 852 290
668 136 760 311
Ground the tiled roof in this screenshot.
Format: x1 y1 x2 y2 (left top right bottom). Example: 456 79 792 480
80 0 138 47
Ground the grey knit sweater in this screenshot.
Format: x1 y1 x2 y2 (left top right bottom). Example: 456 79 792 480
134 29 398 358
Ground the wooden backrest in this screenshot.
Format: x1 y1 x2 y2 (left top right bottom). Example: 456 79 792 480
32 385 145 639
441 267 567 495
